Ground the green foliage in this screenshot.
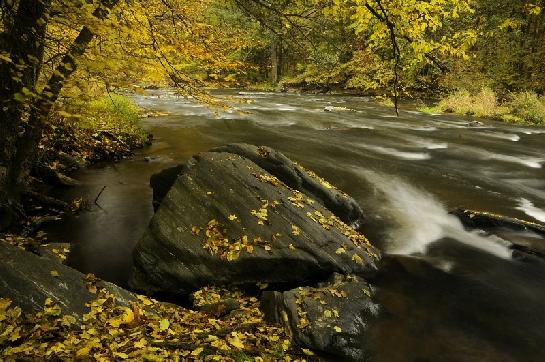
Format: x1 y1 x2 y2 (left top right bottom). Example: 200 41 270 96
437 88 500 117
420 88 545 126
74 94 147 143
504 92 545 125
40 94 150 165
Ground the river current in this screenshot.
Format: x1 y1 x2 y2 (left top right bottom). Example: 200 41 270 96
46 90 545 361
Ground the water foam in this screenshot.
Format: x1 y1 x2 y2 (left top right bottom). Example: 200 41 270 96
481 131 521 142
361 145 431 160
516 198 545 223
359 171 512 259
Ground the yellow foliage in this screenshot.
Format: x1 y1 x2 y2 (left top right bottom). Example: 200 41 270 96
0 286 295 360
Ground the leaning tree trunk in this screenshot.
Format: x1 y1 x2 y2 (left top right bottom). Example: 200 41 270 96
0 0 50 231
0 0 121 231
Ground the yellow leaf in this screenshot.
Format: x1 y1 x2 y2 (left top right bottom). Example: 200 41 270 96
76 345 91 357
109 318 122 328
159 319 170 331
228 214 238 221
228 334 245 349
114 352 129 359
134 338 147 349
302 348 315 356
352 253 364 265
334 326 342 333
191 347 204 356
136 295 153 306
0 298 12 310
335 247 346 255
50 270 60 277
122 307 134 324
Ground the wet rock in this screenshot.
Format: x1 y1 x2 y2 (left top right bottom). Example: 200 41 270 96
261 273 379 361
36 242 71 264
453 209 545 234
130 149 379 295
452 209 545 259
0 242 135 319
324 106 354 112
149 164 185 211
211 143 365 226
467 120 484 127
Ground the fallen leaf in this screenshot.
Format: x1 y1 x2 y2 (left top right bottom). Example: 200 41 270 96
159 319 170 331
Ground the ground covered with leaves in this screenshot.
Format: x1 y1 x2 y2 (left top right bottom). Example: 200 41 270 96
41 94 151 167
0 285 306 361
0 232 309 361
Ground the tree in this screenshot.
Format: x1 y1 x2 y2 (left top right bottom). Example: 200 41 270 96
0 0 255 230
0 0 122 230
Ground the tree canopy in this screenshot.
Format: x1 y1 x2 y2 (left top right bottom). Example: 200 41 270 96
1 0 544 230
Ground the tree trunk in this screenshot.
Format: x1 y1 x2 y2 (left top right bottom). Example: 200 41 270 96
270 35 282 83
0 0 120 231
0 0 50 231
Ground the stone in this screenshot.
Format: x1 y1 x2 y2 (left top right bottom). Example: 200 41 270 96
211 144 366 226
261 273 379 361
129 149 379 295
0 241 135 319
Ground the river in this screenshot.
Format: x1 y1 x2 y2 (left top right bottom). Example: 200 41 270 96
46 89 545 361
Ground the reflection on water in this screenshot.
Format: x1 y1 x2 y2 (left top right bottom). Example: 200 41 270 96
45 89 545 360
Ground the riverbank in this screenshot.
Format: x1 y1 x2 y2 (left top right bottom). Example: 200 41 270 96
13 94 152 233
0 237 298 360
419 88 545 126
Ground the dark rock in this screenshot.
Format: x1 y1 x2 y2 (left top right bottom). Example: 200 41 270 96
453 209 545 235
130 150 379 295
37 242 71 264
34 163 81 187
261 273 379 361
57 151 87 170
0 242 135 319
211 144 365 226
467 120 484 127
149 164 185 211
452 209 545 258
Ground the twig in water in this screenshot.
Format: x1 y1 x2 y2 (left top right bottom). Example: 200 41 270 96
94 186 107 205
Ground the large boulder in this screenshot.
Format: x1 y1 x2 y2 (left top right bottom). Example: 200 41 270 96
261 273 379 361
211 144 365 227
151 144 366 226
0 242 135 319
129 149 379 295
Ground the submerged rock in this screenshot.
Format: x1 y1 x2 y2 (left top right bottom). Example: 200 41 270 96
0 242 135 319
261 273 379 361
324 106 354 112
467 120 485 127
452 209 545 259
130 147 379 295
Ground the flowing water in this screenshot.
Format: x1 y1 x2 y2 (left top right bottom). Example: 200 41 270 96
46 90 545 361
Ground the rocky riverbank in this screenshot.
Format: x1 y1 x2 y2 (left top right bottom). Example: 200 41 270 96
2 144 545 360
